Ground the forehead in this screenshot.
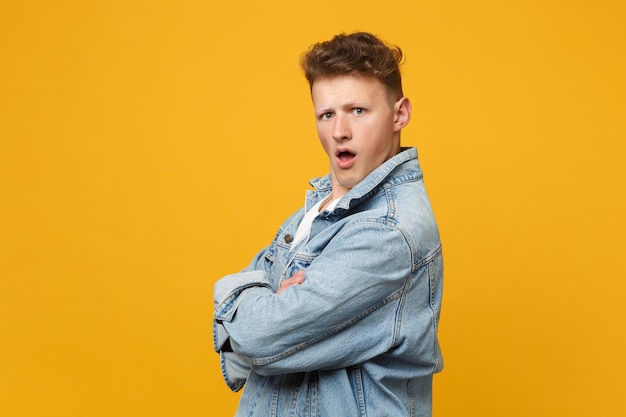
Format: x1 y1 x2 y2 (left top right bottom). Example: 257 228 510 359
311 75 390 106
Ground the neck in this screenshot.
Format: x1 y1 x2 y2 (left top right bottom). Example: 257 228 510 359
318 194 336 212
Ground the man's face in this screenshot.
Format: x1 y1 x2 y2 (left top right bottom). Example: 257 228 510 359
312 75 408 198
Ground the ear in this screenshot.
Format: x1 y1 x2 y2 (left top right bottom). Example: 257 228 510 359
393 97 411 132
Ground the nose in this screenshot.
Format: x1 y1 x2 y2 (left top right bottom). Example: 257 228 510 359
332 114 351 141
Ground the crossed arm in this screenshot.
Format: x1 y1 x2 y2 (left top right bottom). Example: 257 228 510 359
213 221 417 384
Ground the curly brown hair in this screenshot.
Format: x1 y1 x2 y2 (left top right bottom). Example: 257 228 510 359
300 32 404 100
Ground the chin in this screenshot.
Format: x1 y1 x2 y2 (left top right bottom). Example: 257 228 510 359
337 177 362 190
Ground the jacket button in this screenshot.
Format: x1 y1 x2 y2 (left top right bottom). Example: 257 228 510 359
284 234 293 243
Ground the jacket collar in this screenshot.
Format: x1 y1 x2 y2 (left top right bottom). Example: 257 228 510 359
307 147 422 212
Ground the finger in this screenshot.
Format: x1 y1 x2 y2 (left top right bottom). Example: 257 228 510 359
277 274 305 294
281 276 303 288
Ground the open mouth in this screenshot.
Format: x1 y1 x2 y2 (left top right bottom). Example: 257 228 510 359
336 149 356 168
337 150 356 161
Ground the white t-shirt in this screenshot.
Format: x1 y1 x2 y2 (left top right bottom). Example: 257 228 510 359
291 197 340 249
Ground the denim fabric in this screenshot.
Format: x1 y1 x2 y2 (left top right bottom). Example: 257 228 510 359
213 147 443 416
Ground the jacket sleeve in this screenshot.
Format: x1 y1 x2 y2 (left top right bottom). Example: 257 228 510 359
213 220 425 376
212 270 273 390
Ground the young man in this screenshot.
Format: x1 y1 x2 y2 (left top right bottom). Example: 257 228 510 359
213 32 444 416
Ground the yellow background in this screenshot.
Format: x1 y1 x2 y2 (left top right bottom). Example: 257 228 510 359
1 1 625 416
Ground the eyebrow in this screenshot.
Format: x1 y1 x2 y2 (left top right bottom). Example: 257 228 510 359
315 101 367 113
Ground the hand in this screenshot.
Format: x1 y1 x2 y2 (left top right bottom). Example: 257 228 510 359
277 270 305 294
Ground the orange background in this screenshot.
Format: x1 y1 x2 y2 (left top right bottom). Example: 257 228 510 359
1 1 625 416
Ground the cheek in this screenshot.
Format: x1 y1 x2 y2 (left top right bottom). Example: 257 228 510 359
316 126 333 155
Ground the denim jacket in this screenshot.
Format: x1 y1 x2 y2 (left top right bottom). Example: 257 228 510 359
213 147 443 417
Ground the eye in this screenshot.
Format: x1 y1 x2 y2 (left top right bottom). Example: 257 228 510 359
320 112 334 120
352 108 365 116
